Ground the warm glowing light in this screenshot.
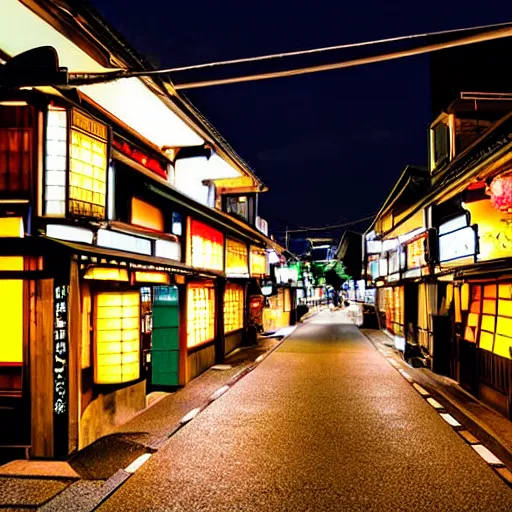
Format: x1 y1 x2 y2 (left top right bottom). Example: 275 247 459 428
94 291 140 384
45 107 67 216
187 283 215 348
69 129 107 218
0 279 23 363
0 217 24 237
97 229 152 255
189 220 224 271
226 238 249 276
224 284 244 333
131 197 164 231
84 267 129 281
0 256 23 270
250 247 267 277
46 224 93 244
134 271 170 284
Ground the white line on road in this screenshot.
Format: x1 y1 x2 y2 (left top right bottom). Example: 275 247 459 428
440 413 462 428
471 444 504 466
124 453 152 474
210 385 230 400
398 369 413 382
412 383 430 396
255 354 265 363
180 407 201 424
426 397 444 410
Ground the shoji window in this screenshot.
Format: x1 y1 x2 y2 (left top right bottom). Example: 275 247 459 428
224 284 244 334
187 283 215 348
94 291 140 384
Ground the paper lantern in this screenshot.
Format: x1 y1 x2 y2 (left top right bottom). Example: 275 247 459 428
489 172 512 213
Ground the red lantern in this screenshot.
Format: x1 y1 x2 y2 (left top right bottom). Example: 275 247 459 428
489 172 512 213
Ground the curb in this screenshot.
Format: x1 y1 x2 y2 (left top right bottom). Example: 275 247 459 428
361 329 512 487
42 323 301 511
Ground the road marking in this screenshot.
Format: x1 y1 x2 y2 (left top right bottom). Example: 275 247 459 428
210 385 230 400
426 397 444 410
440 413 462 428
412 383 430 396
458 430 480 444
471 444 504 466
398 369 413 382
180 407 201 424
387 358 399 368
124 453 152 474
255 355 265 363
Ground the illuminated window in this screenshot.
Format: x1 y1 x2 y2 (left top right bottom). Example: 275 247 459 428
0 217 24 237
94 292 140 384
188 219 223 271
131 197 164 231
81 288 91 369
0 256 23 393
69 129 107 218
0 105 34 193
250 247 267 277
187 283 215 348
224 284 244 333
45 107 67 216
226 238 248 276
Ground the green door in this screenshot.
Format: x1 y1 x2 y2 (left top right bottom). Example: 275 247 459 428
151 286 180 386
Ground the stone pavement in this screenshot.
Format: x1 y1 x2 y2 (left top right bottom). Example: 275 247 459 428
0 330 289 510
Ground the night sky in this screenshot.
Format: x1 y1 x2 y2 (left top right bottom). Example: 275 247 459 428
88 0 511 244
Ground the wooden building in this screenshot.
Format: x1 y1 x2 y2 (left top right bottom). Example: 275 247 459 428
0 0 287 459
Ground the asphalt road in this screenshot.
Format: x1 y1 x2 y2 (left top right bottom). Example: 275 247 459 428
98 310 512 511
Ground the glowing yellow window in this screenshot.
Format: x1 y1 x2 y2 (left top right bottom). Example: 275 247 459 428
498 284 512 299
484 284 497 299
94 291 140 384
498 299 512 318
496 316 512 337
69 129 107 218
479 330 494 352
481 315 495 333
224 284 244 334
493 334 512 359
0 280 23 364
187 284 215 348
467 313 479 328
131 197 164 232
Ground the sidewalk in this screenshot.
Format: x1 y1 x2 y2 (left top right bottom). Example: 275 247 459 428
0 330 295 511
362 328 512 476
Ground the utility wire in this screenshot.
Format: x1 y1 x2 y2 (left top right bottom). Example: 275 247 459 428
174 25 512 89
68 22 512 87
273 215 375 233
156 21 512 74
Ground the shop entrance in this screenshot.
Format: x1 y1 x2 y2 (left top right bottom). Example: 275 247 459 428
150 286 180 387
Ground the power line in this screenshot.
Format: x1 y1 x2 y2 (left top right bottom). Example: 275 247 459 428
154 21 512 74
174 25 512 90
68 22 512 87
273 215 375 233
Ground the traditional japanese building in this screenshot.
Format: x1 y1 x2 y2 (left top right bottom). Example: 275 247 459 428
0 0 289 459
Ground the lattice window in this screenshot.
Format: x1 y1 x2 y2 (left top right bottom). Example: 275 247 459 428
187 284 215 348
224 284 244 334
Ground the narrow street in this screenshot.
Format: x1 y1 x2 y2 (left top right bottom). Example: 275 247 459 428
98 310 512 511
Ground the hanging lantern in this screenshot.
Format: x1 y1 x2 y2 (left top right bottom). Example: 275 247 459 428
489 172 512 213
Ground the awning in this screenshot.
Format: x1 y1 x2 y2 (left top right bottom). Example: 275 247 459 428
0 236 222 278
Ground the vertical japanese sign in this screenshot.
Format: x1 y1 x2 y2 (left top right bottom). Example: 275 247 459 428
53 283 69 457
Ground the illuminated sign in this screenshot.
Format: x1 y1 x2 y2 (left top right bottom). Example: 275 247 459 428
464 199 512 262
155 239 181 261
439 226 476 263
379 258 388 277
97 229 152 255
226 237 249 277
188 219 224 271
366 240 382 254
275 265 299 285
0 217 24 237
388 250 400 275
53 284 68 456
69 109 108 219
46 224 93 244
406 235 427 270
250 247 267 276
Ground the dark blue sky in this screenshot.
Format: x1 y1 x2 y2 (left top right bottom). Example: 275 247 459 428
88 0 512 239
